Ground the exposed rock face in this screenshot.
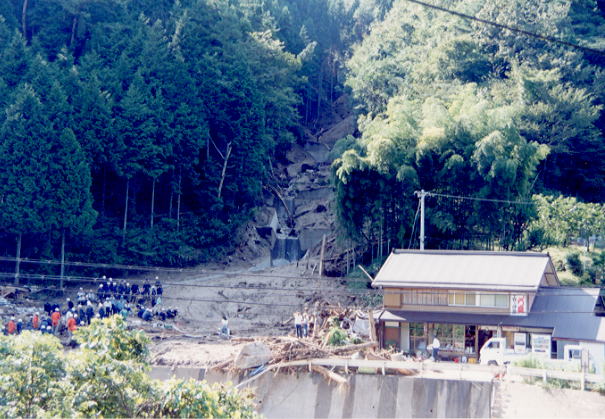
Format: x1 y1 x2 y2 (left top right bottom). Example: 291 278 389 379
234 341 272 369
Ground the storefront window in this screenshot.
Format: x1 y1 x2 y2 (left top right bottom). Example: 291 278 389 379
384 322 400 351
410 322 426 354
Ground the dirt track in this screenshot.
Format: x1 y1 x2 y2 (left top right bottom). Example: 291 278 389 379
159 260 354 338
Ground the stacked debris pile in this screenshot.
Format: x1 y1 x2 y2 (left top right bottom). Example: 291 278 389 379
212 306 393 370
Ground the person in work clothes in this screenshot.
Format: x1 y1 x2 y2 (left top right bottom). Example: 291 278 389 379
302 312 309 338
432 336 440 362
32 312 40 330
67 315 77 339
294 312 303 338
51 309 61 335
219 315 230 338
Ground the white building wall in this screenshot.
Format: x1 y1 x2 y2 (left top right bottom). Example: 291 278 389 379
580 342 605 375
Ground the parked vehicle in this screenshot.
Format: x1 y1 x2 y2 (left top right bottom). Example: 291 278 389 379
479 337 530 366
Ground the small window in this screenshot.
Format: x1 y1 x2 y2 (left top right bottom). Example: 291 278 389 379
465 293 476 306
385 321 399 328
487 341 500 349
455 293 465 305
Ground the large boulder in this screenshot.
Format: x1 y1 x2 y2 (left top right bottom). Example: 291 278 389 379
234 342 272 369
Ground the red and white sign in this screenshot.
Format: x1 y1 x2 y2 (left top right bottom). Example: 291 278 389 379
510 295 527 315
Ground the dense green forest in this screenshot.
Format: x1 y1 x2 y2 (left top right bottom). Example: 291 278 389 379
0 0 604 274
0 0 385 270
334 0 605 251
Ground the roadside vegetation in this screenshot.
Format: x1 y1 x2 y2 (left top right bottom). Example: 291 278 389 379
0 316 257 418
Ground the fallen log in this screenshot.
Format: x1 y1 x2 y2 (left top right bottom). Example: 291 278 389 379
329 341 377 355
311 364 348 385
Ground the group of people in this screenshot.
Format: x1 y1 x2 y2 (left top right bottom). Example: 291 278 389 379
96 276 164 307
2 275 177 339
2 305 84 339
293 311 314 338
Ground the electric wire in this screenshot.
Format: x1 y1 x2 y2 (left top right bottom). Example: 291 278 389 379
425 191 535 206
402 0 605 57
0 271 600 301
408 200 421 249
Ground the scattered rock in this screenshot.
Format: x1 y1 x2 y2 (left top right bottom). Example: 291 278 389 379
234 341 272 369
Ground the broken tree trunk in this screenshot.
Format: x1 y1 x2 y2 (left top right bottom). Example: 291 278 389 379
14 233 21 285
311 364 348 385
60 229 66 289
319 234 326 277
150 177 156 228
217 142 232 200
21 0 29 39
177 168 182 231
122 178 129 245
368 310 377 343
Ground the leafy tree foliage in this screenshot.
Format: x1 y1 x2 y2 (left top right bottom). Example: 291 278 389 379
0 317 257 418
337 0 605 250
525 195 605 251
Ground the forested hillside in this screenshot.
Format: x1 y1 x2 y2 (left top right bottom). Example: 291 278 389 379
334 0 605 251
0 0 604 273
0 0 383 268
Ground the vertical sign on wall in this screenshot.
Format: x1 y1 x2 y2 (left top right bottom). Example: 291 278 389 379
510 294 527 315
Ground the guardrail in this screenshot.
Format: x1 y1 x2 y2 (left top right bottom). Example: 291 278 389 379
236 357 604 391
506 365 603 390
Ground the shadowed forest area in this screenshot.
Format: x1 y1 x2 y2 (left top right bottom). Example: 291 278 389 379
0 0 604 276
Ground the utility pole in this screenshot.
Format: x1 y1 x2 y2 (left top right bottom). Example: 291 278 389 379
414 190 428 250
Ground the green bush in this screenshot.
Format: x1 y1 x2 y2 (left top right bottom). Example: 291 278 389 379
327 326 348 346
0 316 257 418
566 252 584 276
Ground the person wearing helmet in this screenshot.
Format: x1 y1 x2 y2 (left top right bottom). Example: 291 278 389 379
45 325 52 334
51 308 61 335
32 312 40 330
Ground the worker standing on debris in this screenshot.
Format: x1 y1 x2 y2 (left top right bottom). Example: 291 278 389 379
51 308 61 335
66 298 74 311
294 312 303 338
67 315 77 338
32 312 40 330
16 319 23 334
302 311 309 338
7 317 16 335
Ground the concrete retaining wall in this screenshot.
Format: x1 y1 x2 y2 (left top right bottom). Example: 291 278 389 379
151 366 492 418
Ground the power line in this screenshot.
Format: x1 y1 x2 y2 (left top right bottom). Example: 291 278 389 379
403 0 605 57
426 191 535 206
0 256 373 284
0 271 599 299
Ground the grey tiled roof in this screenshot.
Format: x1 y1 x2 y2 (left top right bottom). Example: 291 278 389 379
372 250 559 291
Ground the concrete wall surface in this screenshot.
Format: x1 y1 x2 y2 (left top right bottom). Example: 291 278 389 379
151 366 492 418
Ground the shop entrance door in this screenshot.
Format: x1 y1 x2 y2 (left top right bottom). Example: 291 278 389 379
478 328 493 353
